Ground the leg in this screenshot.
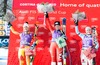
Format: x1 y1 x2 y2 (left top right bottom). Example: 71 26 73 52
25 46 31 65
81 50 88 65
50 42 56 65
56 45 63 65
18 48 25 65
88 59 93 65
26 55 30 65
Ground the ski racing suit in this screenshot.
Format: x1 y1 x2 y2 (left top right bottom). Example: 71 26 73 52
75 26 99 65
18 32 33 65
46 18 66 65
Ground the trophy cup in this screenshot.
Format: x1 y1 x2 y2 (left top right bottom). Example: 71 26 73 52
37 2 54 25
72 10 86 22
3 9 16 23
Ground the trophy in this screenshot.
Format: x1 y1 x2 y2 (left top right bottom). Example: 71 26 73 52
3 9 16 23
37 2 54 25
37 2 54 13
72 10 86 21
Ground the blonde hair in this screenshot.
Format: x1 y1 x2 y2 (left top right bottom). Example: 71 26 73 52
23 22 29 27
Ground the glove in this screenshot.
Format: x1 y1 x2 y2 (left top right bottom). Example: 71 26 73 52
45 12 49 18
8 22 12 27
74 20 78 26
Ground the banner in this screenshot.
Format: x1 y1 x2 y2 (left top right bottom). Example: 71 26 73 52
13 0 60 10
8 0 100 65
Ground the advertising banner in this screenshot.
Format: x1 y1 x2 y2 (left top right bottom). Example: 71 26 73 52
8 0 100 65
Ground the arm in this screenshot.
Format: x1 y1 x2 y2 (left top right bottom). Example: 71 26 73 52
94 41 99 50
45 12 54 33
10 26 20 35
8 22 20 35
75 26 84 37
74 20 84 38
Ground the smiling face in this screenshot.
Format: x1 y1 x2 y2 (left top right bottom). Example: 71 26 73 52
85 27 92 34
54 25 60 30
23 26 29 32
23 22 30 33
54 21 60 30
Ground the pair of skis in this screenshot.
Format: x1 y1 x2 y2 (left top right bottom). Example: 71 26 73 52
92 27 98 65
29 24 38 65
62 18 67 65
62 18 72 65
30 24 38 50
